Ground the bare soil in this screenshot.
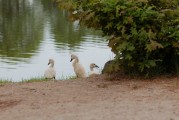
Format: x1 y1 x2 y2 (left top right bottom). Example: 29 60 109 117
0 74 179 120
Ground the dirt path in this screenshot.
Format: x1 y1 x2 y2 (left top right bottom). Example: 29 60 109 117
0 75 179 120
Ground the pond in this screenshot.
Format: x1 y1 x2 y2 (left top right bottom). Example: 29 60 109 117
0 0 113 82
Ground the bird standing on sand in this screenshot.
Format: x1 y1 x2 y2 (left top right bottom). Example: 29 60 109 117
70 54 86 78
89 63 99 77
44 59 56 80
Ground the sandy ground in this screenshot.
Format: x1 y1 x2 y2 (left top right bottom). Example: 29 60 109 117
0 74 179 120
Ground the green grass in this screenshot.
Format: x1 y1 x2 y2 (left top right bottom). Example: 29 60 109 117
21 75 77 82
0 79 13 85
0 75 77 85
21 77 49 83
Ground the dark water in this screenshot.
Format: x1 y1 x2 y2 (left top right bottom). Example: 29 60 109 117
0 0 113 81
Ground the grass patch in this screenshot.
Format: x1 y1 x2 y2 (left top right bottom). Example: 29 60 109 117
0 79 12 85
21 77 49 83
0 75 77 85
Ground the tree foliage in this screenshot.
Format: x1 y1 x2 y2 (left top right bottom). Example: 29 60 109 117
56 0 179 76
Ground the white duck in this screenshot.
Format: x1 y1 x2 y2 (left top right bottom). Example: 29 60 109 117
89 63 99 77
70 54 86 78
44 59 56 80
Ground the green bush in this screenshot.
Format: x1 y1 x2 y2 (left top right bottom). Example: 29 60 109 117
57 0 179 76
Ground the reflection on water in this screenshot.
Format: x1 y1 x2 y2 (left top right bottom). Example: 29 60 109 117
0 0 113 81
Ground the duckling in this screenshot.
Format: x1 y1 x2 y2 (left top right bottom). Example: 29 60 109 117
44 59 56 80
89 63 99 77
70 54 86 78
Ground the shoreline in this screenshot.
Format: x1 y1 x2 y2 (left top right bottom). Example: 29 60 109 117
0 75 179 120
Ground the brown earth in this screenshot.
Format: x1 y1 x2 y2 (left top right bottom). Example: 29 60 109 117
0 74 179 120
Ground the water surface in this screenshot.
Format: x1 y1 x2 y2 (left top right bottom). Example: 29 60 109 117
0 0 113 81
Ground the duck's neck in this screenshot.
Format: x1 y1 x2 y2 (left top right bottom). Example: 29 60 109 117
73 58 79 66
90 67 94 71
50 63 54 67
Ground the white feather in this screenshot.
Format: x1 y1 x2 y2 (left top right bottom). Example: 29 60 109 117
89 63 99 77
44 59 56 79
71 54 86 78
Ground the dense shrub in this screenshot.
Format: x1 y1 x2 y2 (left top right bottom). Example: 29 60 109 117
56 0 179 76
